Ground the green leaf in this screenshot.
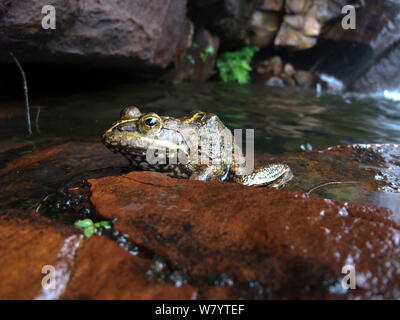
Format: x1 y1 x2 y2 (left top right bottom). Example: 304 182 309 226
94 221 112 229
75 219 94 228
216 46 257 84
83 226 97 238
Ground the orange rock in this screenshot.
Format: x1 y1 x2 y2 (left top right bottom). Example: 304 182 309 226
89 170 400 299
0 210 78 299
63 236 197 300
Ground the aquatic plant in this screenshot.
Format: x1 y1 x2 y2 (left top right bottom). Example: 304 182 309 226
74 218 111 238
216 46 258 84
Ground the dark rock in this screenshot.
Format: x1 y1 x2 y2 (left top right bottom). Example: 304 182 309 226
258 0 284 12
164 26 220 83
256 56 316 89
188 0 256 49
0 0 190 72
350 41 400 93
0 141 128 208
256 55 282 77
313 0 400 92
248 10 281 48
89 169 400 299
294 70 314 88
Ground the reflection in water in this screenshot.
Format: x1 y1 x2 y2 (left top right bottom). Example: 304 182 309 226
371 193 400 225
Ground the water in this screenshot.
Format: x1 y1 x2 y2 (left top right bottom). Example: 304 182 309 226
1 82 400 163
1 82 400 219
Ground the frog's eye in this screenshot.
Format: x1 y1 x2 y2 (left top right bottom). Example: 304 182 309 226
138 113 162 133
145 118 157 126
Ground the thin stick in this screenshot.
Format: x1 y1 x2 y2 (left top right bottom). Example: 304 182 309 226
307 181 358 195
35 106 41 134
10 52 32 136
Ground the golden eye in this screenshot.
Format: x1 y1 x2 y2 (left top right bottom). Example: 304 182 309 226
138 113 162 133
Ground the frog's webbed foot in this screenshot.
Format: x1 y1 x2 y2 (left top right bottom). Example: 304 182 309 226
233 163 293 188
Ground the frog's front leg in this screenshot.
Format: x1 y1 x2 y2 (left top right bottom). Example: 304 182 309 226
232 163 293 188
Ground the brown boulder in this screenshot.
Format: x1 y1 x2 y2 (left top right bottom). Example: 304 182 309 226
0 209 78 299
248 10 281 48
0 0 190 71
259 0 284 12
164 26 220 83
63 236 197 299
89 170 400 299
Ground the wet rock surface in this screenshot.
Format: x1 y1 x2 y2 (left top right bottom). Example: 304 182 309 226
265 144 400 221
1 141 400 299
0 209 77 299
89 170 400 299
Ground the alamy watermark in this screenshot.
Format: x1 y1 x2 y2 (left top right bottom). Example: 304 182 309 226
341 265 356 290
41 5 56 30
144 128 255 175
41 265 56 290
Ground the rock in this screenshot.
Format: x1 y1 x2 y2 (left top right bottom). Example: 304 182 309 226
350 42 400 93
63 236 198 299
294 70 315 88
0 209 200 299
274 22 316 50
248 10 281 48
304 6 321 36
283 63 295 76
256 57 317 89
285 0 311 14
2 139 400 299
264 76 285 87
283 14 305 30
0 141 128 208
188 0 256 49
0 209 79 299
310 0 400 92
163 26 220 83
258 0 284 12
0 0 190 71
256 55 283 76
89 169 400 299
264 144 400 219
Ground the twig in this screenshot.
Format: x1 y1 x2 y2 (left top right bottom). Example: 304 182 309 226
35 106 41 134
10 52 32 136
307 181 358 195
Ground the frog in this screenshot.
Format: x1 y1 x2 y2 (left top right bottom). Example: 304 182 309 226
102 106 293 188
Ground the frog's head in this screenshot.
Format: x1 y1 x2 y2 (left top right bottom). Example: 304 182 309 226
102 106 188 162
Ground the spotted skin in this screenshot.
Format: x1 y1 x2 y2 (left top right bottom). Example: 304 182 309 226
102 106 293 188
